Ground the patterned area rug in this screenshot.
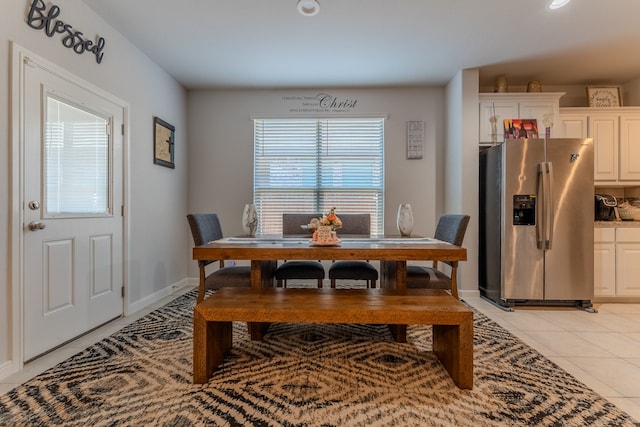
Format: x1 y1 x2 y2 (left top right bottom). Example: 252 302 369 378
0 289 636 426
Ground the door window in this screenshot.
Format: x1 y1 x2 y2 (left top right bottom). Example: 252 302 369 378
45 95 110 216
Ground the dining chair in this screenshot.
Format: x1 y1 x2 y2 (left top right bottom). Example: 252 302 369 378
187 213 251 303
406 214 470 299
328 213 378 288
275 213 325 288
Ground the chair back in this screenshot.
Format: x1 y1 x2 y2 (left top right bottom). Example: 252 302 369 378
338 213 370 236
282 213 322 236
187 213 224 267
434 214 470 266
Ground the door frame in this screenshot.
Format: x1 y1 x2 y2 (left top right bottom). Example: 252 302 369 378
9 42 130 373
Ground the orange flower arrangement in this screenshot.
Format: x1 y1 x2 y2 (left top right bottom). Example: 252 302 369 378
319 207 342 230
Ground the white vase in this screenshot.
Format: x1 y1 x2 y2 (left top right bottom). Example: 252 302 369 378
397 203 413 237
242 203 258 237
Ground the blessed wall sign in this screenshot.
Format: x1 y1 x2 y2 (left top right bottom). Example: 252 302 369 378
26 0 106 64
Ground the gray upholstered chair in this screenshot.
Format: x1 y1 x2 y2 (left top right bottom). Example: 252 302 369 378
275 213 325 288
328 213 378 288
187 213 251 303
406 214 470 299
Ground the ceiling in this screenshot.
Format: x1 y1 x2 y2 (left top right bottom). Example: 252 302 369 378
82 0 640 90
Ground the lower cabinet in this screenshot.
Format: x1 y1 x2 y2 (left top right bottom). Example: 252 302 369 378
594 228 616 297
595 227 640 298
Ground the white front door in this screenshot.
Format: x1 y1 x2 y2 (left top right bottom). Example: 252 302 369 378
22 61 124 361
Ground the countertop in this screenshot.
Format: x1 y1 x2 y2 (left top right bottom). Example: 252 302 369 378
595 220 640 228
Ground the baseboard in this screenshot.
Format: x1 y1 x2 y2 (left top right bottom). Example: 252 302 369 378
459 289 481 300
594 296 640 303
0 360 15 382
126 278 193 315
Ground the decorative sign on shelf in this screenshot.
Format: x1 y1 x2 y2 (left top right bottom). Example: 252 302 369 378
586 86 622 107
406 120 424 159
26 0 106 64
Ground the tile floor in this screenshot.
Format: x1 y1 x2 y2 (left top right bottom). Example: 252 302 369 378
0 286 639 424
465 297 640 423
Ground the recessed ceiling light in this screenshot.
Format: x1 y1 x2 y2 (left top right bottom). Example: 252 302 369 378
297 0 320 16
547 0 571 10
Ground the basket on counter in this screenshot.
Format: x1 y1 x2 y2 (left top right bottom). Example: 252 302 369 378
618 208 640 221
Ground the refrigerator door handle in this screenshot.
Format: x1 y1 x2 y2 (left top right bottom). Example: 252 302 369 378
537 162 546 250
546 162 555 250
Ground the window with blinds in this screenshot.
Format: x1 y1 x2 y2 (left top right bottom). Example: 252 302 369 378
253 117 384 234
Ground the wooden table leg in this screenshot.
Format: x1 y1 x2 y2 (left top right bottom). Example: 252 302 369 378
395 260 406 290
382 260 408 342
193 310 232 384
432 317 474 390
248 260 276 340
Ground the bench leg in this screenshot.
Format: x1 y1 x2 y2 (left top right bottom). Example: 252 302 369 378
248 322 270 341
432 319 474 390
193 310 232 384
388 325 407 343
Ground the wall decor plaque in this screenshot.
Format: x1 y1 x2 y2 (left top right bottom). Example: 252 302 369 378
586 86 622 107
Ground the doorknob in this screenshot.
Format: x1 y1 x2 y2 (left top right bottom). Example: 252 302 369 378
28 221 46 231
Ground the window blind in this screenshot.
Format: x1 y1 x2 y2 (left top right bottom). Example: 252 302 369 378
45 95 110 216
254 117 384 234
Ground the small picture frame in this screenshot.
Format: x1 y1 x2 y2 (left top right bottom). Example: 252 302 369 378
586 86 622 107
153 116 175 169
503 119 538 140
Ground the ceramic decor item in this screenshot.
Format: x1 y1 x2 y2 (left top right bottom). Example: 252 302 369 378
494 75 508 93
397 203 414 237
242 203 258 236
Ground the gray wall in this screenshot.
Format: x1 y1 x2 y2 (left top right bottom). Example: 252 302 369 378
187 87 447 269
0 1 188 377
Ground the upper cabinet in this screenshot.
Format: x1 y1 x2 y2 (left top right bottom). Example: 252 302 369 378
479 93 564 144
559 107 640 184
620 114 640 181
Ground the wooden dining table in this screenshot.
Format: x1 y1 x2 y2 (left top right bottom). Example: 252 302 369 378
192 235 468 340
193 235 467 289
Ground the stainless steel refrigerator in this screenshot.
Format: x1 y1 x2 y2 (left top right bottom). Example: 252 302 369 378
479 138 594 309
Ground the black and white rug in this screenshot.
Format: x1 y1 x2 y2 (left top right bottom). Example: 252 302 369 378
0 289 636 426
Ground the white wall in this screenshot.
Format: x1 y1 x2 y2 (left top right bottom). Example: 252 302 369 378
187 88 446 273
0 0 188 376
624 77 640 106
445 69 480 296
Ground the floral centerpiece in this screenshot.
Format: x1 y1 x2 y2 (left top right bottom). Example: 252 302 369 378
310 207 342 243
319 207 342 230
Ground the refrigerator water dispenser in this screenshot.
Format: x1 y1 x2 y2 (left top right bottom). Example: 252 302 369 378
513 195 535 225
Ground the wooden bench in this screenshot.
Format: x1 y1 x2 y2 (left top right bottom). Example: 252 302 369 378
193 287 474 389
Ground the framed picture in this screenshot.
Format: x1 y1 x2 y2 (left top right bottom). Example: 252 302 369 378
586 86 622 107
503 119 538 140
153 116 175 169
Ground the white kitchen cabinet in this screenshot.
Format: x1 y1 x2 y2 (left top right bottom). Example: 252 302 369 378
558 115 588 139
616 243 640 296
594 228 616 297
614 228 640 297
590 114 619 181
559 107 640 185
619 114 640 180
594 227 640 299
479 93 563 144
558 110 618 181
